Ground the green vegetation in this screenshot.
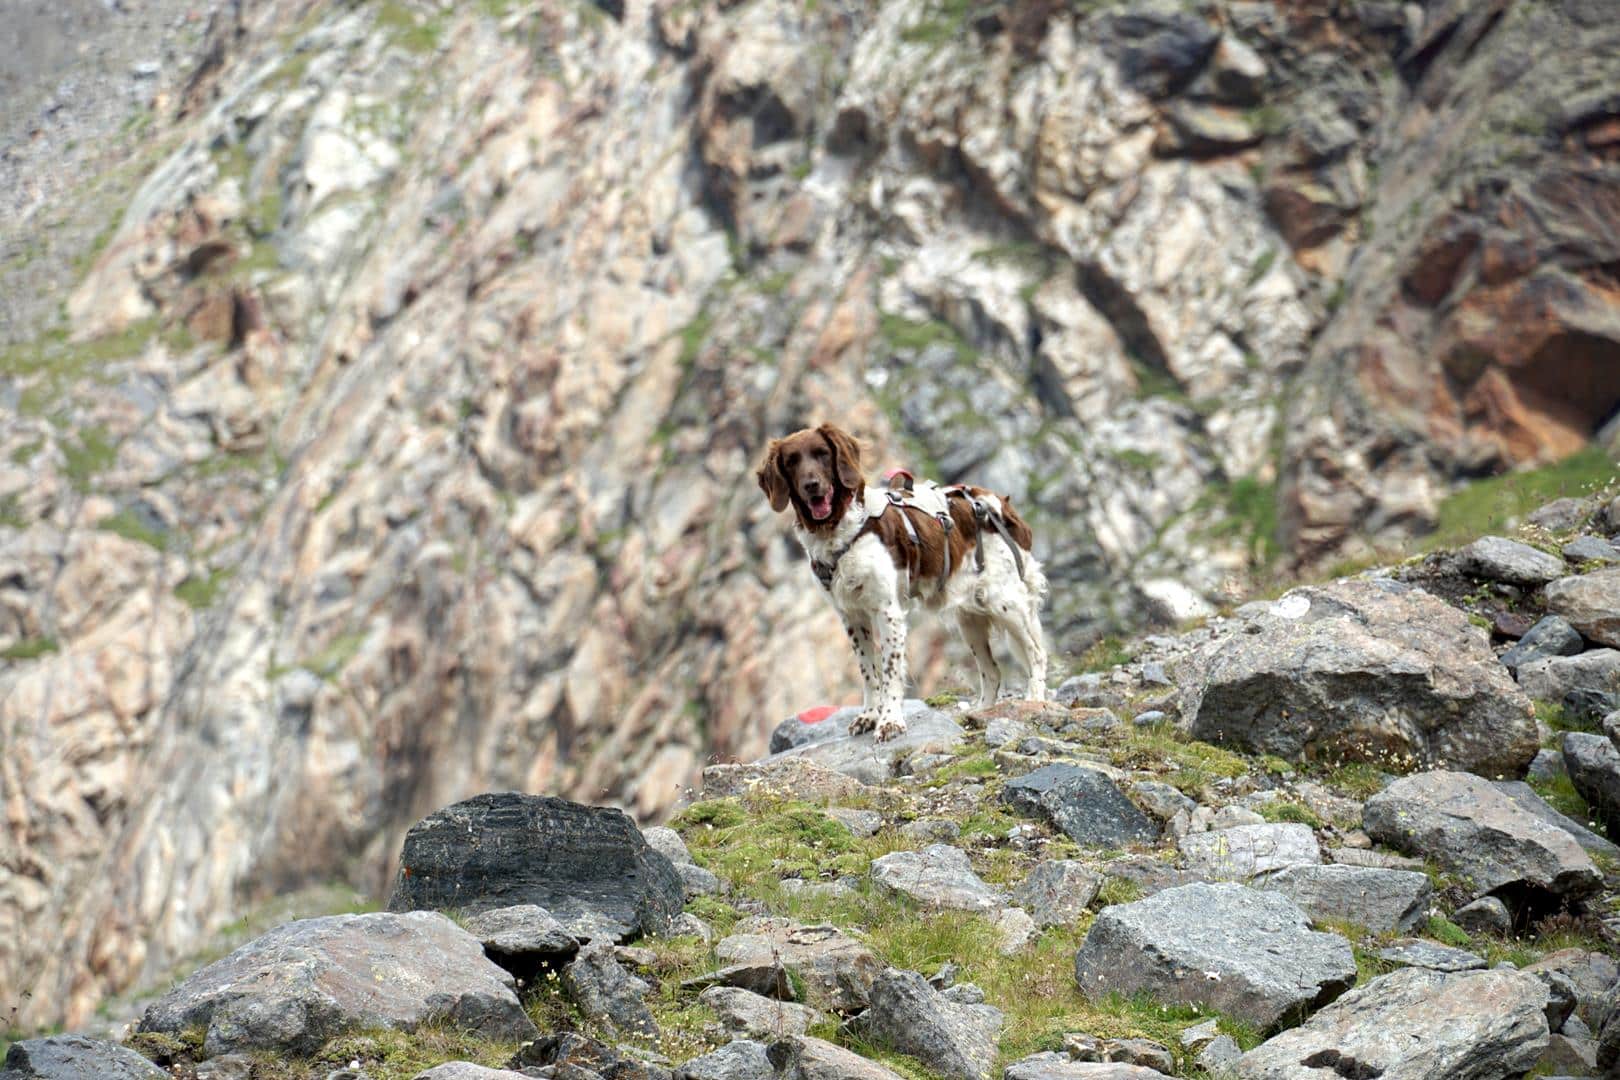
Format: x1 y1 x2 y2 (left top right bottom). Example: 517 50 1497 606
375 1 443 53
1319 761 1389 799
175 568 234 610
97 509 168 551
303 631 369 681
1204 475 1281 565
1113 721 1252 796
1 637 59 661
61 426 120 488
677 310 715 368
899 0 974 46
2 321 160 417
877 312 976 363
1075 635 1131 673
926 752 999 785
1428 446 1618 549
1093 877 1144 908
1425 915 1472 949
1255 799 1322 828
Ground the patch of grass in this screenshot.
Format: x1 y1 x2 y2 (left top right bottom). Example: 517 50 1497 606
1320 761 1389 799
1127 355 1189 403
374 1 443 53
1255 799 1322 828
1115 723 1251 783
677 310 714 369
174 568 233 610
0 494 25 529
1425 915 1473 949
4 321 160 416
1 637 59 661
97 509 167 551
1094 877 1143 908
1112 448 1160 471
1075 635 1131 674
302 631 368 681
251 1024 522 1080
925 689 964 708
877 312 975 362
1428 446 1618 550
899 0 974 46
61 428 118 491
927 753 998 785
1536 700 1595 735
9 440 43 466
1206 475 1281 565
673 797 875 891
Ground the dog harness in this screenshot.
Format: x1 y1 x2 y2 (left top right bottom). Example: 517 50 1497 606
808 474 1025 591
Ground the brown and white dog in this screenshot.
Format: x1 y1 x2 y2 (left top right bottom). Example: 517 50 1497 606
757 423 1048 741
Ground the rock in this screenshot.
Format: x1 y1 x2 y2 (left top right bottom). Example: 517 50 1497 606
766 705 965 785
699 986 819 1040
1098 3 1221 98
1539 1031 1599 1076
1234 966 1550 1079
712 919 880 1012
138 912 537 1056
768 1036 907 1080
674 1041 776 1080
1529 748 1570 782
1210 806 1267 829
1063 1034 1174 1072
1198 1035 1243 1073
1178 823 1321 882
702 758 873 802
0 1036 165 1079
1258 864 1432 933
1501 616 1586 676
563 942 658 1036
508 1032 665 1078
870 845 1002 911
1531 500 1598 533
991 907 1038 955
461 904 579 975
999 764 1159 848
1072 882 1356 1030
1002 1056 1167 1080
1493 780 1620 860
1362 771 1602 908
1545 569 1620 648
1159 102 1261 156
1564 536 1620 564
853 969 1003 1080
825 807 883 838
1204 34 1267 104
643 826 696 866
1516 649 1620 722
1563 732 1620 821
1129 781 1196 823
1181 580 1538 778
1012 860 1103 928
1452 896 1512 936
1456 536 1567 586
1524 949 1620 1027
413 1066 531 1080
769 706 852 754
1375 939 1486 973
388 793 683 942
900 818 963 844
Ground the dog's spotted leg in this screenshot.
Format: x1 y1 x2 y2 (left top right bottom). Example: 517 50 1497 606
846 617 881 735
871 601 908 742
956 611 1001 708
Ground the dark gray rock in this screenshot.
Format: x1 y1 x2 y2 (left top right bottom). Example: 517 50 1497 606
1525 949 1620 1027
1073 882 1356 1030
1517 649 1620 722
1180 580 1538 778
673 1040 776 1080
1563 536 1620 565
1258 864 1432 933
1129 780 1196 822
1179 823 1321 881
1528 748 1569 782
0 1036 164 1080
853 968 1003 1080
1493 780 1620 860
1500 616 1585 676
1563 732 1620 823
462 904 579 976
1376 939 1486 973
1452 896 1512 936
388 793 682 942
871 845 1001 911
563 942 657 1036
1000 764 1159 848
1234 966 1550 1079
766 704 964 785
509 1032 668 1080
1012 860 1102 928
1457 536 1567 586
1363 771 1602 906
1545 569 1620 648
138 912 537 1056
1099 2 1221 98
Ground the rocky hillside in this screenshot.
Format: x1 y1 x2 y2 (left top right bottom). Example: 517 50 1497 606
11 490 1620 1079
2 0 1618 1040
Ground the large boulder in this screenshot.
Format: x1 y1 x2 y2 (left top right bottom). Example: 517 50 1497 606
1178 823 1321 882
1493 779 1620 860
852 968 1004 1080
138 912 537 1057
1562 732 1620 823
1072 883 1357 1030
768 1036 909 1080
768 699 947 754
765 705 965 784
1499 615 1585 676
870 845 1002 911
999 764 1159 848
0 1036 165 1080
1234 966 1550 1079
1545 568 1620 648
711 918 881 1012
1362 771 1603 907
1179 580 1537 777
1517 649 1620 722
1257 864 1432 933
387 793 683 942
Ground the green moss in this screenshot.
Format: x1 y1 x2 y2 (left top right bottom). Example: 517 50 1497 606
925 689 964 708
927 753 998 785
174 568 234 610
677 310 715 369
4 321 159 417
1115 723 1252 783
1112 448 1160 471
374 1 443 53
1076 635 1131 673
877 312 975 362
1 637 59 661
1321 761 1389 799
1426 915 1473 949
1206 474 1281 565
673 797 876 891
1255 799 1322 828
1245 246 1278 287
1094 877 1143 907
97 509 168 551
1429 447 1618 549
0 494 24 530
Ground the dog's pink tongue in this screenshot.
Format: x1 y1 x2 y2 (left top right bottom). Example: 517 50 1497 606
810 494 833 519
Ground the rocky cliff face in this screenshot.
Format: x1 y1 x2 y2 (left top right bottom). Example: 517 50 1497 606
0 0 1615 1034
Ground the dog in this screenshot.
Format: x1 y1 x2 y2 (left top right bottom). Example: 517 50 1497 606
757 423 1048 742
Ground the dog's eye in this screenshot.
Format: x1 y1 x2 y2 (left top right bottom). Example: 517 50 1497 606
785 452 801 467
812 448 829 459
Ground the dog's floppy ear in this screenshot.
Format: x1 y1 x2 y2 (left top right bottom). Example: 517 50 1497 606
756 439 790 512
818 424 865 493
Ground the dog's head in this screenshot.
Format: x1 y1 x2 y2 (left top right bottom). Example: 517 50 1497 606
757 424 865 531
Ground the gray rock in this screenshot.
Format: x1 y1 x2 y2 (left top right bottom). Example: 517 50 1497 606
1529 748 1570 782
563 942 657 1036
983 717 1028 748
1456 536 1567 586
1197 1035 1243 1073
387 793 683 942
999 764 1159 848
1098 2 1221 98
461 904 579 974
1062 1033 1174 1072
900 818 963 844
766 704 965 785
1054 674 1112 707
768 1036 908 1080
1178 823 1321 882
1259 864 1432 933
825 807 883 838
1362 771 1602 905
1539 1031 1599 1076
1453 896 1512 936
0 1036 164 1079
1517 649 1620 722
698 986 818 1040
1073 882 1356 1030
138 912 537 1056
769 706 852 753
712 918 881 1012
1492 780 1620 860
871 845 1000 911
1012 860 1103 928
1563 732 1620 821
1524 949 1620 1027
1530 499 1597 532
673 1041 776 1080
1234 966 1550 1079
853 968 1003 1080
1563 536 1620 564
1129 780 1197 822
703 758 871 802
1376 939 1486 973
1500 616 1586 676
1210 806 1267 829
678 862 723 897
1545 569 1620 648
643 826 695 866
413 1066 531 1080
1181 580 1538 778
1002 1055 1168 1079
193 1056 255 1080
508 1032 665 1078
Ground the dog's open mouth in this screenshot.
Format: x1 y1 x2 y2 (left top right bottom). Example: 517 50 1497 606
807 493 834 521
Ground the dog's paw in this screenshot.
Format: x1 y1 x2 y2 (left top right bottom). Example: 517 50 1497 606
874 716 908 743
848 710 878 735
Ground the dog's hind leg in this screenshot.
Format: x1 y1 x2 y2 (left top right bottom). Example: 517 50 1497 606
999 605 1048 702
957 611 1001 708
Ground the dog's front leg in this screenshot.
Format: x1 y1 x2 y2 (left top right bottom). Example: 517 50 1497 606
870 601 908 742
845 615 882 735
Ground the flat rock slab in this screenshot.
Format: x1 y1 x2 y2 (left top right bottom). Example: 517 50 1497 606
854 968 1004 1080
769 699 947 754
1545 568 1620 648
1376 939 1486 973
770 1036 909 1080
699 986 819 1039
674 1040 776 1080
1179 823 1321 881
1456 536 1567 586
999 764 1159 848
1258 864 1432 933
1235 966 1550 1079
766 706 965 785
1004 1055 1171 1080
461 904 579 974
1012 860 1103 928
1363 770 1602 904
870 844 1002 911
138 911 537 1056
1073 882 1356 1030
0 1036 165 1079
713 918 881 1012
388 792 683 942
413 1066 532 1080
1179 579 1538 777
1493 779 1620 859
703 757 873 802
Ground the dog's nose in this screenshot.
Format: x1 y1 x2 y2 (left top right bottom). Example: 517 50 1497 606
803 480 824 496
